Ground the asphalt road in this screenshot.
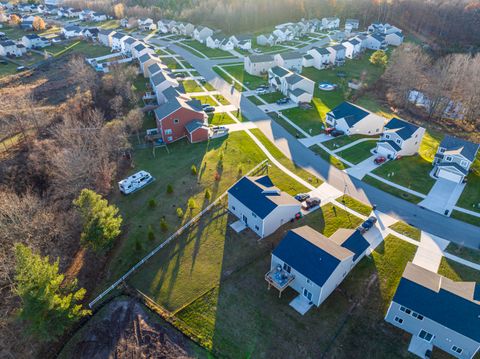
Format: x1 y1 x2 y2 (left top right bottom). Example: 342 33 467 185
152 38 480 248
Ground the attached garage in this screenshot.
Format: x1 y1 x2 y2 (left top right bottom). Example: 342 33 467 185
436 168 463 183
376 144 397 159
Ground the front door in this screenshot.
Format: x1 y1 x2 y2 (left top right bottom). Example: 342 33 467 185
303 288 312 301
242 215 248 225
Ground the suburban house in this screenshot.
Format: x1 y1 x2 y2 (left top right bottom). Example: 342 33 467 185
90 12 107 22
146 62 169 78
244 54 275 76
375 118 425 159
111 32 128 51
272 28 292 42
326 102 385 135
193 26 213 43
385 262 480 359
385 31 404 46
82 27 99 40
266 226 370 314
120 36 138 54
78 9 93 21
154 89 208 144
229 35 252 50
326 44 346 65
302 53 314 68
273 51 303 73
20 16 35 30
354 34 368 51
305 47 330 69
131 42 154 59
138 18 156 31
62 25 82 39
368 23 402 35
432 136 480 183
268 66 314 103
97 29 116 47
206 33 234 50
256 34 275 47
139 52 162 77
342 39 361 59
344 19 360 32
228 175 301 238
21 34 50 49
150 71 179 104
171 22 194 36
321 17 340 29
0 40 21 57
365 33 388 50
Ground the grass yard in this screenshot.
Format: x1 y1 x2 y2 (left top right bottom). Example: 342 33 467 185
355 94 395 119
207 113 235 126
438 258 480 283
47 40 111 58
371 156 435 195
213 94 230 105
337 195 372 216
0 62 19 78
450 210 480 227
268 112 306 139
161 56 184 70
246 95 263 105
180 40 234 59
181 79 205 93
323 134 377 151
363 175 424 204
311 145 349 170
0 25 26 40
219 64 268 91
192 95 218 106
281 106 326 136
336 140 376 165
455 156 480 213
445 243 480 264
213 66 244 92
250 128 322 187
258 91 284 103
389 221 421 241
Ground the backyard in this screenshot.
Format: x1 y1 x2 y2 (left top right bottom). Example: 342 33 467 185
179 40 234 59
207 113 235 125
47 40 112 58
214 64 269 91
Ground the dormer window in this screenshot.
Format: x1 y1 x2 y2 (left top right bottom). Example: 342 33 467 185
396 139 401 144
440 148 445 153
446 156 452 161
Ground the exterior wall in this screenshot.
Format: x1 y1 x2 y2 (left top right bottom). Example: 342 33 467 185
318 257 354 305
141 58 159 77
262 204 301 238
97 33 110 47
244 57 274 76
0 44 21 56
343 43 354 59
156 107 204 144
227 193 265 237
434 152 471 171
385 33 403 46
334 114 384 135
308 50 329 69
397 128 424 156
385 301 480 359
189 127 209 143
274 54 303 72
205 36 217 49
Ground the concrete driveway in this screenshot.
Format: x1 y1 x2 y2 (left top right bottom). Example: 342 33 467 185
345 155 381 180
419 178 465 215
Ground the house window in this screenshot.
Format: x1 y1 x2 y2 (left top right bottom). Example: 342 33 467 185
167 136 173 142
394 316 403 324
283 263 291 273
385 134 390 139
306 278 311 284
396 139 401 144
405 308 411 314
460 160 467 167
232 206 235 211
255 225 259 231
165 129 172 135
173 118 179 124
418 330 434 342
252 212 257 218
400 306 406 312
440 148 445 153
446 156 452 161
451 346 463 354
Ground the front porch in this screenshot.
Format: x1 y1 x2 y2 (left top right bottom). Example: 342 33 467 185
289 294 314 315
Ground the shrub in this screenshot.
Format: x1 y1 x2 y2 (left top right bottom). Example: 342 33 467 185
147 225 155 241
166 184 173 194
188 197 196 210
205 188 211 200
370 50 388 66
160 218 168 232
176 207 184 218
191 164 197 175
148 199 156 208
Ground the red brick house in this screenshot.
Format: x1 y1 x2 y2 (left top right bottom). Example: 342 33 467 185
154 89 209 144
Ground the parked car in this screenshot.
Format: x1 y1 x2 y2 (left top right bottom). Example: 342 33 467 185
16 66 27 72
330 129 344 137
374 156 387 165
357 216 378 234
294 193 310 202
276 97 290 105
302 197 321 210
203 106 215 113
52 38 61 43
174 72 186 78
255 88 267 94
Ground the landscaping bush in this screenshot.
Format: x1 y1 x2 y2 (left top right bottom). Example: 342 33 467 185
147 225 155 241
166 184 173 194
148 199 156 208
160 218 168 232
205 189 211 201
188 197 196 210
191 164 197 175
176 207 184 218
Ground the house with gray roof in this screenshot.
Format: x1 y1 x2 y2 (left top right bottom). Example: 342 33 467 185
326 102 385 135
365 33 388 50
385 262 480 359
193 25 213 43
97 29 116 47
345 18 360 32
149 70 179 104
375 118 425 159
138 53 162 77
268 66 314 103
432 136 479 183
342 39 361 59
229 34 252 50
266 226 369 314
244 53 275 76
256 33 275 47
321 17 340 29
306 47 331 69
274 51 303 73
228 175 300 238
326 44 346 65
385 31 404 46
206 33 234 51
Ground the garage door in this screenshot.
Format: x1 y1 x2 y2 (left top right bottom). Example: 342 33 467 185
437 168 463 183
376 144 396 159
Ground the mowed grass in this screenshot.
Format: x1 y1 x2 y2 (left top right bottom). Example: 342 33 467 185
247 95 263 105
281 106 326 136
323 134 377 151
181 79 205 93
249 128 322 187
0 62 18 77
105 131 309 287
389 221 421 241
311 145 349 170
456 156 480 213
207 113 235 126
371 156 435 195
268 112 307 139
336 140 377 165
438 258 480 283
213 66 244 92
445 243 480 264
180 40 234 59
450 210 480 227
218 64 268 91
337 194 372 216
258 91 284 103
363 175 424 204
193 95 229 106
47 40 112 58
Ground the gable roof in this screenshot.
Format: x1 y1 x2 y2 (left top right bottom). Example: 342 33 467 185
147 62 163 75
228 176 298 219
329 229 370 261
285 72 306 85
273 226 355 286
311 46 330 55
439 135 479 162
154 93 202 121
185 120 206 133
393 262 480 342
384 118 421 140
328 102 370 127
331 44 346 51
277 51 302 60
124 37 136 45
370 33 386 42
112 32 126 39
248 54 274 63
269 65 289 77
138 52 155 63
349 38 360 45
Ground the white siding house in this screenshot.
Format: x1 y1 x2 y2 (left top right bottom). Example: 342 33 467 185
228 175 301 238
244 54 274 76
385 32 404 46
306 47 330 69
274 51 303 73
375 118 425 159
193 26 213 43
326 102 385 135
268 66 314 104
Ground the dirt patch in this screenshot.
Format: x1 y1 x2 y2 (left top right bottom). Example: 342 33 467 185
60 297 205 359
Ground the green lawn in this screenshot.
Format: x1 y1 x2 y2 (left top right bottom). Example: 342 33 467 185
323 134 377 151
219 64 268 91
268 112 306 139
455 156 480 213
258 91 284 103
281 106 326 136
161 57 184 70
250 128 322 187
0 25 27 40
337 195 372 216
192 95 218 106
311 145 349 170
389 221 421 241
371 156 435 195
182 79 205 93
213 66 244 92
363 176 424 204
0 62 19 78
47 41 111 58
438 258 480 282
247 95 263 105
207 113 235 126
213 94 229 105
336 141 376 165
445 242 480 264
180 40 234 59
450 210 480 227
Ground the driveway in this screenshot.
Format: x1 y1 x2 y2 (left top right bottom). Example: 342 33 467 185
412 232 449 272
419 178 466 215
258 102 298 112
345 155 381 180
298 134 332 147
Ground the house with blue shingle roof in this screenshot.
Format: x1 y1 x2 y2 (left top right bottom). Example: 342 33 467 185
375 117 425 159
228 175 300 238
385 262 480 359
266 226 370 314
326 101 385 136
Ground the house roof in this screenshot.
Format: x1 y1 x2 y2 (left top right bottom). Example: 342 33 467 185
311 46 330 55
384 118 421 140
285 73 305 85
124 37 136 45
393 262 480 342
248 54 274 63
331 44 346 51
273 226 365 286
98 29 114 36
63 25 81 32
139 52 154 63
0 40 15 47
349 38 360 45
185 120 206 133
228 175 298 219
436 162 468 175
278 51 302 60
370 33 385 42
154 93 202 121
24 34 40 39
439 135 479 162
112 32 126 39
147 62 163 75
134 43 146 51
329 229 370 261
269 65 289 77
289 88 308 97
328 102 370 127
303 54 314 60
378 139 402 152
